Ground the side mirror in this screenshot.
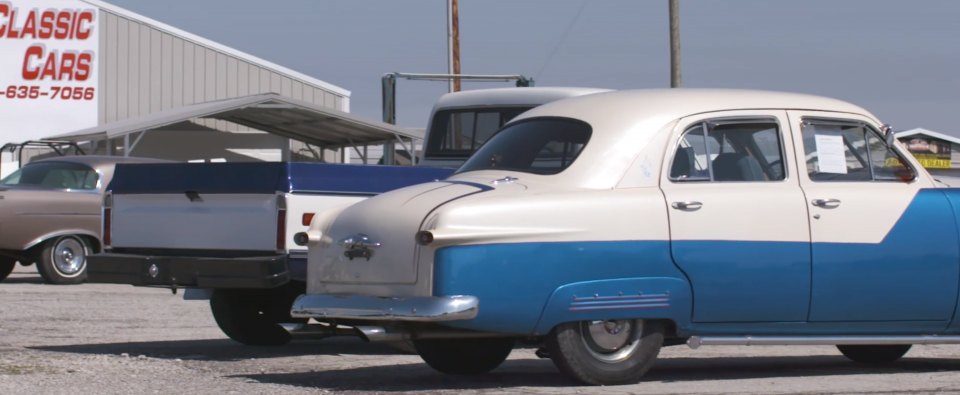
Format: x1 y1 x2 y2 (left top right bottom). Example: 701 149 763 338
881 124 896 146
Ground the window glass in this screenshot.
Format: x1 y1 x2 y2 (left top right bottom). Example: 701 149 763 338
868 128 915 181
441 112 475 151
425 107 530 158
670 124 710 181
456 117 591 175
670 120 784 182
0 161 99 190
474 112 502 148
801 121 915 182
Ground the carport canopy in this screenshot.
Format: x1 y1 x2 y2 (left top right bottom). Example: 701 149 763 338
47 93 421 149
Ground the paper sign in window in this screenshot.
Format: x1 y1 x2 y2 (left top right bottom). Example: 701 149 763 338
814 133 848 174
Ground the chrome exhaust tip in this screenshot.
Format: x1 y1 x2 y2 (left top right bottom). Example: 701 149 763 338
354 326 408 343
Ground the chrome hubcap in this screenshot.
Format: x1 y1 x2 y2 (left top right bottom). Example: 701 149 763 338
580 319 641 363
53 238 85 275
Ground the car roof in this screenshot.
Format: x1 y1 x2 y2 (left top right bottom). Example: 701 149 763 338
516 89 873 126
431 87 611 110
478 89 880 189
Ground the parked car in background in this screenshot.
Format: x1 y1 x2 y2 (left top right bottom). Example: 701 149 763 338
0 155 166 284
293 89 959 385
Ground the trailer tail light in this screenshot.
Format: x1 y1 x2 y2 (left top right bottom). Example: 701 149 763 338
102 192 113 248
302 212 315 227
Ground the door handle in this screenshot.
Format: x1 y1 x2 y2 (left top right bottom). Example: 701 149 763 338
811 198 841 208
671 201 703 211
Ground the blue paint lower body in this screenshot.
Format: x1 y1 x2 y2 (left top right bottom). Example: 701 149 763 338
810 189 960 322
431 189 960 336
671 240 810 323
433 241 689 335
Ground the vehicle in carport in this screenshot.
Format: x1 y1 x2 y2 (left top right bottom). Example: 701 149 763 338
0 155 166 284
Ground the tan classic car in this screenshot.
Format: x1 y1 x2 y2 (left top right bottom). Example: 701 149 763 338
0 155 164 284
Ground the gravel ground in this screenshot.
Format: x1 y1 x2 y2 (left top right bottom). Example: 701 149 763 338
4 265 960 394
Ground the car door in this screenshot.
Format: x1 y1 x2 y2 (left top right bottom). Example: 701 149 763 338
789 111 959 322
660 111 811 322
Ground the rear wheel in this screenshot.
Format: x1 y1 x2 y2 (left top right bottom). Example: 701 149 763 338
547 319 663 385
838 344 911 363
210 283 307 346
0 256 15 281
415 337 514 374
36 236 89 284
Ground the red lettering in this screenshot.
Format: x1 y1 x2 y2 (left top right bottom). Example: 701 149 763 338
58 52 76 80
75 11 93 40
0 6 95 41
39 10 54 39
75 52 92 81
39 51 57 80
0 3 8 37
20 9 36 39
6 8 19 38
53 11 69 39
21 45 43 80
68 9 77 39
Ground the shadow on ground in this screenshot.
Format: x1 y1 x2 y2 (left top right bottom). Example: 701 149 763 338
236 358 571 390
32 335 960 391
1 273 44 284
231 354 960 392
31 336 405 361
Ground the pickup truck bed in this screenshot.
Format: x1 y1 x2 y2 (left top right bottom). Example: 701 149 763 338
88 162 452 288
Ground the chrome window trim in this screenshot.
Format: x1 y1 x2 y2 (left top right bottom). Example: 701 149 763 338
800 117 918 183
667 115 788 184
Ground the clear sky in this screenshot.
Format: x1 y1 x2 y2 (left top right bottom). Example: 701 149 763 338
105 0 960 135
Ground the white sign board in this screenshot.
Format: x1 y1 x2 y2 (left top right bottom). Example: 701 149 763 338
0 0 98 143
814 133 848 174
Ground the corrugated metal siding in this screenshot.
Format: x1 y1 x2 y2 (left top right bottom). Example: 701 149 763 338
98 11 346 125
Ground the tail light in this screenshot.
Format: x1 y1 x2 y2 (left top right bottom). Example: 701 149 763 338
276 194 286 252
302 212 315 226
102 192 112 248
276 209 286 251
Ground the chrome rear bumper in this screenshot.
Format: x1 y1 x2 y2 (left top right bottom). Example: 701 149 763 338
290 294 478 322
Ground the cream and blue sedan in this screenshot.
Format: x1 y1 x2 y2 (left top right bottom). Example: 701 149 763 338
292 89 957 385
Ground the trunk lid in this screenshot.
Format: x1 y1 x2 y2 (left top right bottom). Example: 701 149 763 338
314 180 491 285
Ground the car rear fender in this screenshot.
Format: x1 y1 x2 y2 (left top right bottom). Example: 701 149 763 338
533 276 692 335
24 229 100 252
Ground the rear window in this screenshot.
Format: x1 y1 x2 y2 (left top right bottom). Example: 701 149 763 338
0 161 99 190
424 107 531 158
456 117 592 175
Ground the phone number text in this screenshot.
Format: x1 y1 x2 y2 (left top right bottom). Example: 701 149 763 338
3 85 95 100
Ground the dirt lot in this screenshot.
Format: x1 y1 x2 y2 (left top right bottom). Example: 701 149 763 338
3 265 960 394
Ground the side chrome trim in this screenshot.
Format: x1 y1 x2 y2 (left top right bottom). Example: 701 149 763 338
688 335 960 349
291 294 478 322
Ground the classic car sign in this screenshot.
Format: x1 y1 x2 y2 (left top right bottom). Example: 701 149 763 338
0 0 98 142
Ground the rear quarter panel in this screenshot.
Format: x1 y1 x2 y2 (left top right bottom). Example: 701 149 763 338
428 187 690 335
0 189 100 250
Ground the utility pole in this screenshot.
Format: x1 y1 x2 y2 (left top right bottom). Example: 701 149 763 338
669 0 681 88
447 0 462 92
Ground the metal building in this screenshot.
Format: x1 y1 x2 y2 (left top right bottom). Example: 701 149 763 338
0 0 355 168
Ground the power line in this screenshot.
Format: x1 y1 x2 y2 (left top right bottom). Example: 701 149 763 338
535 1 588 80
